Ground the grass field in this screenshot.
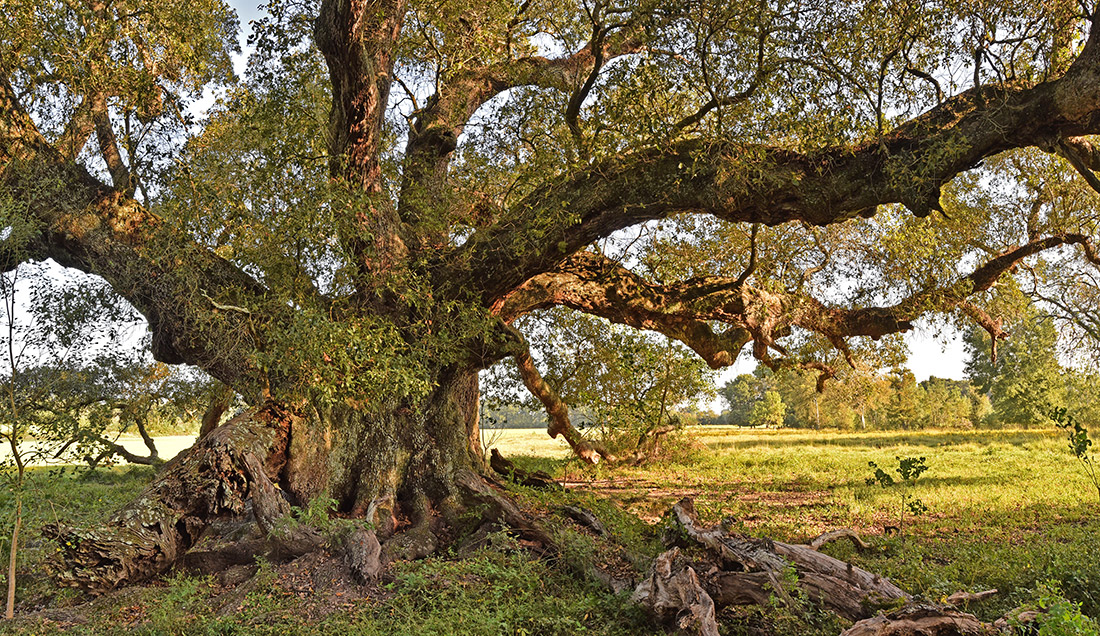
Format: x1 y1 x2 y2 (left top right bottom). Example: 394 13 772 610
1 426 1098 635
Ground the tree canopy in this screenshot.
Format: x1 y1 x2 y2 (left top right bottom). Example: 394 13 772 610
3 0 1100 592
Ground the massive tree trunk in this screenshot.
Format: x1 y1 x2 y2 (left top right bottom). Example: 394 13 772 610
50 366 483 591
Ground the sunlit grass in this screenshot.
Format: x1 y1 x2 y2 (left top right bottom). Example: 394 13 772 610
3 426 1098 634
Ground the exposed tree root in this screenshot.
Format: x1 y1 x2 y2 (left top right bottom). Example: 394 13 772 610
344 527 382 584
454 469 557 555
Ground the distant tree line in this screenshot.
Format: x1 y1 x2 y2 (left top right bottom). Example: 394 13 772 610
702 309 1100 430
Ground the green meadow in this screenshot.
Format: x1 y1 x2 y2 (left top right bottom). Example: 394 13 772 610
2 426 1098 635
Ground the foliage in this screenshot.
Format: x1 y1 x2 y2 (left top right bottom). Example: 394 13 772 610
750 390 787 429
721 372 772 426
1049 407 1100 503
1008 583 1100 636
486 309 715 455
866 456 929 536
710 365 999 432
965 298 1067 428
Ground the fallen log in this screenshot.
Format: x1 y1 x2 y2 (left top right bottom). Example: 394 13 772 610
47 404 295 593
841 603 996 636
664 498 909 622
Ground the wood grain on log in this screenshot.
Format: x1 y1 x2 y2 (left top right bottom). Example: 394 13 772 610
841 603 996 636
657 498 909 622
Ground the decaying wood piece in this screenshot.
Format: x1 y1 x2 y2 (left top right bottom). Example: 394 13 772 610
632 548 720 636
489 449 563 491
560 505 609 536
945 589 998 606
47 404 296 593
810 528 872 552
344 527 382 584
992 610 1040 632
841 603 996 636
670 499 789 571
651 498 909 623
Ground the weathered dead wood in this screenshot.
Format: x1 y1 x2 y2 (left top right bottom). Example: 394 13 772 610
489 449 563 491
992 610 1040 632
632 548 720 636
670 499 789 572
47 404 295 593
945 589 998 606
344 527 382 584
810 528 872 552
662 498 909 622
560 505 608 536
841 603 996 636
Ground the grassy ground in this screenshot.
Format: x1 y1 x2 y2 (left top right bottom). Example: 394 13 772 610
1 426 1098 635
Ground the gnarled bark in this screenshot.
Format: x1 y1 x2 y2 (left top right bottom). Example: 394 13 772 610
48 403 295 593
634 498 909 624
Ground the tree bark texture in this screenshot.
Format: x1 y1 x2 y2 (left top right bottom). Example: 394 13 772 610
48 367 483 592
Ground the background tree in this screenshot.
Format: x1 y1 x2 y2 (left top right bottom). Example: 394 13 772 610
965 303 1067 427
771 368 821 428
884 369 925 430
721 372 771 426
920 377 977 428
486 308 715 459
749 390 786 429
2 0 1100 592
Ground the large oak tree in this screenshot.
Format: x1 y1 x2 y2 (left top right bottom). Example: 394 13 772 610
3 0 1100 593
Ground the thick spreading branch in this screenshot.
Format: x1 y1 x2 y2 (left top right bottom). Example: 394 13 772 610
1 74 271 394
398 22 645 234
497 235 1100 374
454 48 1100 303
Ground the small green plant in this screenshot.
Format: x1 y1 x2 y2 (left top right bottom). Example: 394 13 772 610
867 456 929 537
1049 407 1100 503
1008 582 1100 636
272 494 364 543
